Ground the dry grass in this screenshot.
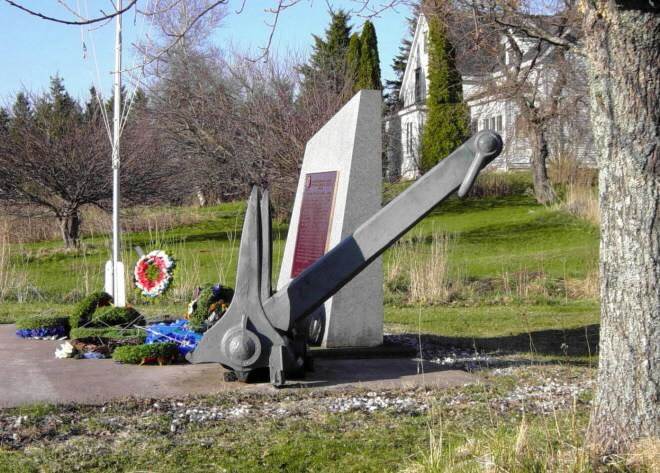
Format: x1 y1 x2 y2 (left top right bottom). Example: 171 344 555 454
404 415 657 472
565 268 600 300
548 152 598 187
386 229 454 305
560 183 600 227
466 171 532 198
0 205 209 244
623 437 660 472
0 223 37 302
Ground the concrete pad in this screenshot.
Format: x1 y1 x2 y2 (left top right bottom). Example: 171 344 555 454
1 325 478 408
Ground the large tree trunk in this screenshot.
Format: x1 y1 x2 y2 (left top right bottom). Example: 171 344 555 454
58 210 81 248
530 124 557 205
584 0 659 455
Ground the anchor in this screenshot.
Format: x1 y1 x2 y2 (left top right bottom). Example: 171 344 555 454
188 131 503 386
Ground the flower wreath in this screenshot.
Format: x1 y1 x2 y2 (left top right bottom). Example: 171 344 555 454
134 250 176 298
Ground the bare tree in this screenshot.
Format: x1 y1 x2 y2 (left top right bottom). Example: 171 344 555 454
433 0 587 204
460 0 659 455
0 88 176 247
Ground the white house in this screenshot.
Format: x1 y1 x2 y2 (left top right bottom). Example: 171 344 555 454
385 13 595 180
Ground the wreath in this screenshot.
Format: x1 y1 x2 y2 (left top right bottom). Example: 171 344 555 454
134 250 175 298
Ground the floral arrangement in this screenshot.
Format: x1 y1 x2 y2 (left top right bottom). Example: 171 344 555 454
17 326 68 339
112 342 179 365
16 314 70 339
55 341 76 359
134 250 176 298
145 320 202 355
186 284 234 332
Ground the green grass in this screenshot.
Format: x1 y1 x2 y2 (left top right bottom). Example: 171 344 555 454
4 195 598 300
385 300 599 338
0 366 615 473
2 192 600 352
392 195 599 280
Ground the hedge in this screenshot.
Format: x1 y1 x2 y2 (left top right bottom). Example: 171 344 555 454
112 343 179 365
89 307 144 327
70 327 146 342
69 292 113 328
16 314 70 331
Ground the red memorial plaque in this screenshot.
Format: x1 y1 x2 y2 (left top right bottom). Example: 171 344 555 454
291 171 338 278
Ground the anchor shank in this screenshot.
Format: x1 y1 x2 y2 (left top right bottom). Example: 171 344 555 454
265 131 502 332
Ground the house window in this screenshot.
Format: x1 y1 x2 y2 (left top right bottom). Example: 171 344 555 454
479 115 503 132
414 67 423 104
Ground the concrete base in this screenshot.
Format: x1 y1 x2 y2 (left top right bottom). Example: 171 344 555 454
0 325 478 407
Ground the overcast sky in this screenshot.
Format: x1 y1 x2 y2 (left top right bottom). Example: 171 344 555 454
0 0 412 104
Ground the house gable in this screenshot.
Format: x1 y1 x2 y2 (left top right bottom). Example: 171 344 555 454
399 13 429 109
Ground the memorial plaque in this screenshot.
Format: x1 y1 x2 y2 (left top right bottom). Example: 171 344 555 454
291 171 337 277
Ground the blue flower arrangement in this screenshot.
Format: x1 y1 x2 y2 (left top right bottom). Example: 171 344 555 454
16 326 68 339
145 319 202 356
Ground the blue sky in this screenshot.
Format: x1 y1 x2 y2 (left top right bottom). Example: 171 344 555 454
0 1 412 104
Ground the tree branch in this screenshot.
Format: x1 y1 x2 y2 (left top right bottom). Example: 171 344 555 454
4 0 138 25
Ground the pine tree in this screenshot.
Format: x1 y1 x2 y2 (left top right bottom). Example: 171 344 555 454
346 33 362 92
0 108 9 135
420 14 469 172
84 86 103 123
300 10 352 95
10 92 33 141
35 76 81 138
356 20 381 90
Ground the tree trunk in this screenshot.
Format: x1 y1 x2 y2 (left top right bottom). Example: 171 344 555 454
584 0 659 455
58 210 81 248
530 124 557 205
196 187 207 207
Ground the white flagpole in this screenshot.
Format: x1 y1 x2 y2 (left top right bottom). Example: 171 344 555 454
109 0 125 306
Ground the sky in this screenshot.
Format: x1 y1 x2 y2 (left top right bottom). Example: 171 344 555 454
0 1 413 105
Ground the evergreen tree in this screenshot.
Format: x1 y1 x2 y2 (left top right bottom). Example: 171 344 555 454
420 14 469 172
84 86 103 123
35 76 81 138
0 108 9 135
356 20 381 90
10 92 33 140
300 10 352 95
346 33 362 92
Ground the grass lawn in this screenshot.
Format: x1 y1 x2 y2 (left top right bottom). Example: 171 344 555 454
2 191 600 351
5 195 598 300
0 365 615 473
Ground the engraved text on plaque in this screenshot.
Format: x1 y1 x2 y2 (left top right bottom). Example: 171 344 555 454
291 171 337 277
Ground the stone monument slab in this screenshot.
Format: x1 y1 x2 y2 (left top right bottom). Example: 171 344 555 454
277 90 384 348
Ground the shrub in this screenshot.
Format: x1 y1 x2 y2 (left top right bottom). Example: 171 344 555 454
70 326 146 342
89 306 144 327
189 284 234 332
420 15 469 172
112 343 179 365
16 314 70 330
69 291 112 328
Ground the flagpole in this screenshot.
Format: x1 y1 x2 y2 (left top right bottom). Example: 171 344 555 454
111 0 124 306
